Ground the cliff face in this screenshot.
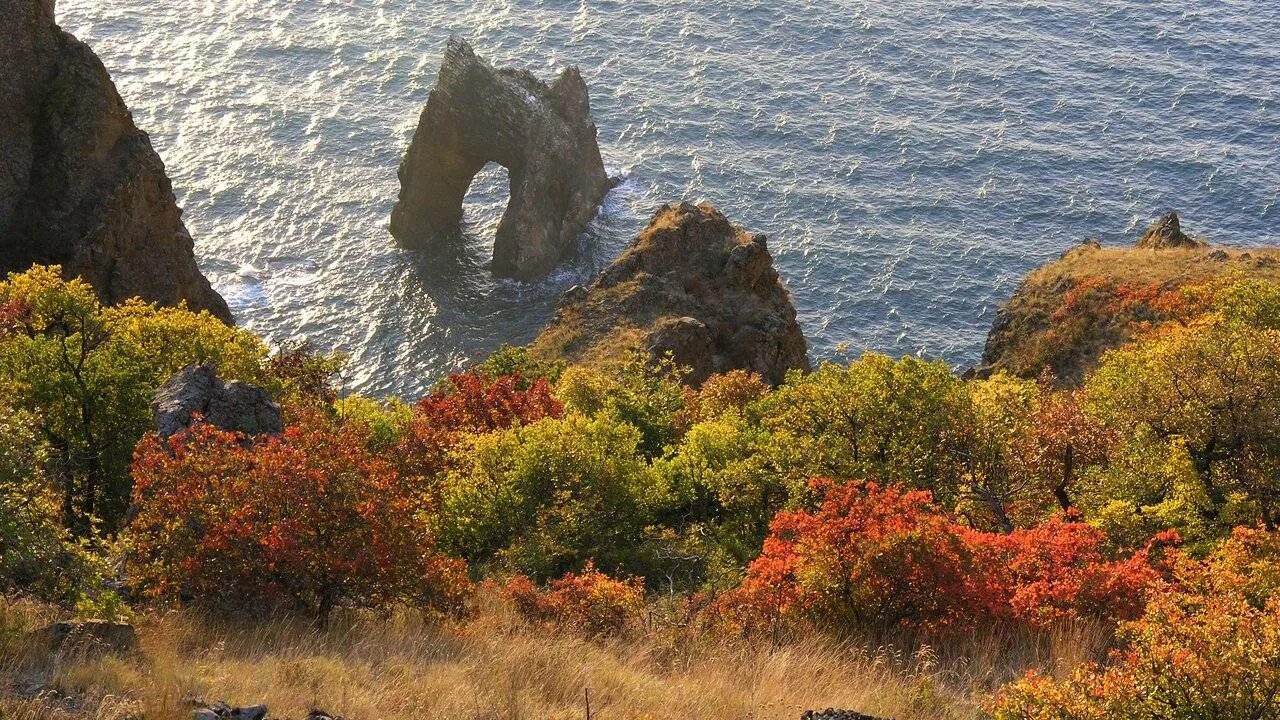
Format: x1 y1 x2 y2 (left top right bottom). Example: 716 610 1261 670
979 213 1280 385
531 202 811 386
0 0 231 322
391 37 613 280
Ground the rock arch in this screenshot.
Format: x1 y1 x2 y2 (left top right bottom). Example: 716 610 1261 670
390 38 613 280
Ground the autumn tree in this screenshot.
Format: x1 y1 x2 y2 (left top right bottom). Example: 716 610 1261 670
1087 288 1280 531
128 413 471 618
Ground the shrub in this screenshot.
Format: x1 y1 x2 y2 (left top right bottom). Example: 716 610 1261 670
393 371 562 488
715 479 988 636
127 413 471 617
264 339 346 409
976 520 1173 629
1086 310 1280 532
754 355 972 506
660 412 785 562
555 353 686 459
676 369 770 429
502 562 646 636
992 528 1280 720
471 344 565 388
439 414 657 580
716 479 1169 638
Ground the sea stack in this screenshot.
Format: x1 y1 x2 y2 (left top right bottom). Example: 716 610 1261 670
390 37 612 280
0 0 231 322
530 202 811 386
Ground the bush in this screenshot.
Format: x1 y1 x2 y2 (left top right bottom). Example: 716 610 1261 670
439 414 658 580
716 479 1169 638
754 355 972 506
502 562 645 636
127 413 471 617
471 344 565 388
554 354 686 459
992 528 1280 720
393 371 562 490
1086 308 1280 533
715 479 987 636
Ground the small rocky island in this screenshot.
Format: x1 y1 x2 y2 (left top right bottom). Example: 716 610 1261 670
0 0 231 322
531 202 811 386
391 37 613 279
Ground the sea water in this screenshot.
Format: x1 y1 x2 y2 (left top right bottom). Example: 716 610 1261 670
60 0 1280 398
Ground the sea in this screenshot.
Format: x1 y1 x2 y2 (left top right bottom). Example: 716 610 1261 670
60 0 1280 399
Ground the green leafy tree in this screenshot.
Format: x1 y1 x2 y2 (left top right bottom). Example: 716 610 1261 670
753 354 971 504
1087 309 1280 531
554 353 687 459
0 402 100 601
0 266 269 535
439 414 659 579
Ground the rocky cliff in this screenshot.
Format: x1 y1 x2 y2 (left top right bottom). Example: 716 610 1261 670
0 0 231 322
391 37 613 280
978 212 1280 385
531 202 811 386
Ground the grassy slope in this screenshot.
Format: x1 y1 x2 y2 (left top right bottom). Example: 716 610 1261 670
0 595 1107 720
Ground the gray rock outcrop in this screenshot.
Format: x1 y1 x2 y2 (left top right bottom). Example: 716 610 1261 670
530 202 811 386
1135 211 1205 250
0 0 231 321
152 364 282 438
390 37 612 279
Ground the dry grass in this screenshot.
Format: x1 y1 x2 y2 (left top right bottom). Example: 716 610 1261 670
0 594 1107 720
1030 245 1280 287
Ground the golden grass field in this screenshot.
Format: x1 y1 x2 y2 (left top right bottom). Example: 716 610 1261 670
0 594 1108 720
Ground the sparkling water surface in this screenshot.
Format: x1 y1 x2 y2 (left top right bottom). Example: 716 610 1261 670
59 1 1280 398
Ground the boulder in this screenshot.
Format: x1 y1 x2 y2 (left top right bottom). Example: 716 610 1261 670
1135 212 1205 250
801 711 892 720
30 620 137 657
530 202 811 386
190 701 267 720
152 364 282 438
0 0 230 321
390 37 613 279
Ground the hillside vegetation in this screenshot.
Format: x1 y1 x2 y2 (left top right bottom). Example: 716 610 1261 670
979 240 1280 384
5 261 1280 719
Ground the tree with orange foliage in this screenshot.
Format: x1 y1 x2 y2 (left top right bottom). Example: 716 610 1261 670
128 413 471 618
716 478 1169 638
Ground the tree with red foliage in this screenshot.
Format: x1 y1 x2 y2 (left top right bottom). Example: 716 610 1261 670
128 412 471 618
717 478 1171 638
394 371 562 483
716 479 988 636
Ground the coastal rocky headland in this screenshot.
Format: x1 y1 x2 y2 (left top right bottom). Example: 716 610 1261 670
0 0 231 322
390 37 613 280
978 211 1280 385
530 202 811 386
